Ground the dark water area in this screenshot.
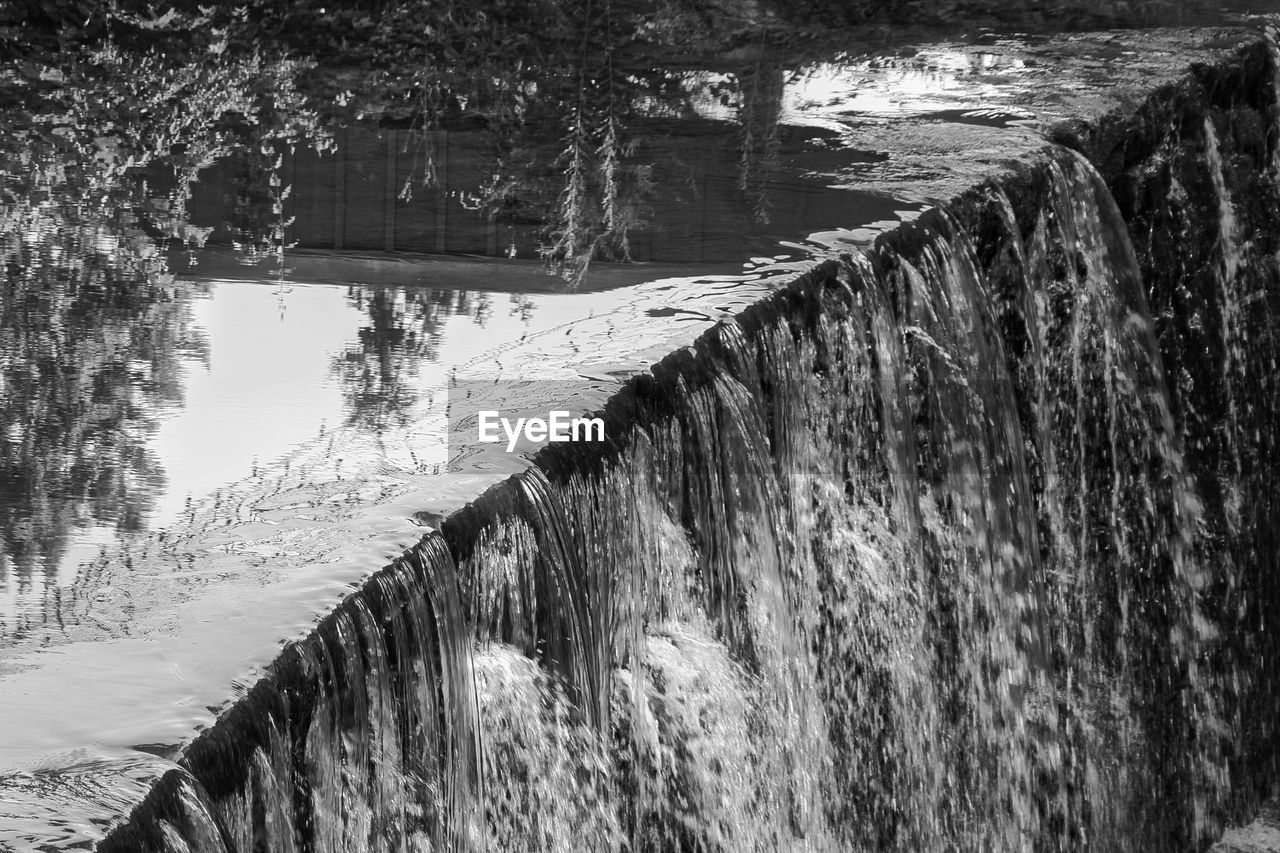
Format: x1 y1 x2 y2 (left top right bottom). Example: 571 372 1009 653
175 122 900 264
3 0 1280 850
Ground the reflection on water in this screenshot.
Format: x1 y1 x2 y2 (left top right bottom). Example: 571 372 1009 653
0 10 335 631
333 287 491 432
0 219 205 617
0 276 503 636
180 74 900 275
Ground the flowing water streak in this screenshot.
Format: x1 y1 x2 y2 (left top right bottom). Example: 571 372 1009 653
1270 26 1280 179
1016 148 1216 842
96 543 484 853
1202 116 1246 535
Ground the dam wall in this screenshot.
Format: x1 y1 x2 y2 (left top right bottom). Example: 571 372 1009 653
98 32 1280 853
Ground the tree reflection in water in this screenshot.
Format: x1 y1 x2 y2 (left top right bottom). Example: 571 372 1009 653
333 287 491 432
0 17 325 606
0 202 209 592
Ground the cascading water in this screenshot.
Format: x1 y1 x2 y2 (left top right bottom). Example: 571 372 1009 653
100 43 1280 853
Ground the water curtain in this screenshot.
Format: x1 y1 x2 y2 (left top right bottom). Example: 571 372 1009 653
102 42 1280 853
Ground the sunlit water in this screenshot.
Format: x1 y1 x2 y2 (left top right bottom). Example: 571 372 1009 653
1 279 404 627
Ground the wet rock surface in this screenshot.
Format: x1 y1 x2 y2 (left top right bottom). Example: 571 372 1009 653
1215 802 1280 852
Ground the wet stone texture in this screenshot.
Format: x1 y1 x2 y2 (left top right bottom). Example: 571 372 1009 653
88 28 1280 853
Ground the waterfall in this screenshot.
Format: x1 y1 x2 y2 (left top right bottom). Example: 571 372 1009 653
101 42 1280 853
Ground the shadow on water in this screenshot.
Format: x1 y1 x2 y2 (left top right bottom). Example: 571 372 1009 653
173 48 903 276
